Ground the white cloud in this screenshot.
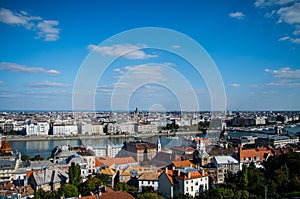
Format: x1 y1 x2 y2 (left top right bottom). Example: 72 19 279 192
267 81 300 87
228 83 240 87
36 20 60 41
163 62 176 67
291 37 300 43
229 12 245 20
265 67 300 87
25 81 71 88
87 44 157 60
0 8 60 41
278 36 291 41
122 64 167 82
277 2 300 24
0 62 60 75
255 0 297 7
0 81 3 85
171 45 180 49
265 67 300 79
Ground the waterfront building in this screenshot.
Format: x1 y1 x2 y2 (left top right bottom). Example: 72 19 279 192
92 123 104 134
255 135 299 148
135 123 158 134
53 124 78 135
26 121 49 136
119 123 135 134
92 144 123 158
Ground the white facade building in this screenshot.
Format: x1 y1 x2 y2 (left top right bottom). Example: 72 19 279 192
26 122 49 136
53 124 78 135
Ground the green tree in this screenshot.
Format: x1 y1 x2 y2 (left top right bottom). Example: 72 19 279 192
59 184 79 198
30 154 44 161
239 164 248 189
69 162 81 187
21 154 30 161
96 173 110 186
137 192 163 199
79 177 102 196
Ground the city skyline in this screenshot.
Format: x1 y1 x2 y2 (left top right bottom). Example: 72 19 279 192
1 0 300 111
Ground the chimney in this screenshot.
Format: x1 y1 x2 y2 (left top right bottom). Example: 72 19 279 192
178 169 180 176
172 166 175 171
165 167 168 173
188 172 191 179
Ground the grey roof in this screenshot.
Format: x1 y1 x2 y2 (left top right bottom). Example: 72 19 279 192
54 150 77 158
29 160 54 169
214 156 238 164
32 168 68 186
0 159 17 170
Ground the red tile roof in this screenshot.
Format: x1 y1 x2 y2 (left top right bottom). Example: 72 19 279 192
172 160 195 168
239 146 273 163
96 156 137 167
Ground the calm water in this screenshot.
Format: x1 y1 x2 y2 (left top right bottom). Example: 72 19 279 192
8 125 300 158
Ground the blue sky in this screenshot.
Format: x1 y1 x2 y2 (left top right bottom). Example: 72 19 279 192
0 0 300 111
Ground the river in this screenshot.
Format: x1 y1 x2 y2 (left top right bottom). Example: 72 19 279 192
7 125 300 158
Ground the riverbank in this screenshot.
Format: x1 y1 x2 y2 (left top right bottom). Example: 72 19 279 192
3 130 207 141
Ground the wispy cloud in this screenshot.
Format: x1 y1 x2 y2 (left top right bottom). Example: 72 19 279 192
0 8 60 41
87 44 157 60
162 62 176 67
229 12 245 20
278 36 291 41
0 62 60 75
171 45 180 49
36 20 60 41
255 0 297 7
25 81 71 88
265 67 300 79
265 67 300 87
228 83 240 87
255 1 300 44
0 81 4 86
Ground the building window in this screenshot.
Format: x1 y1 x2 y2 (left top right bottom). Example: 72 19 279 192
186 187 188 192
191 186 193 191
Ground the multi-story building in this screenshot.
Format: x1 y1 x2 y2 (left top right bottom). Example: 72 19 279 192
0 141 21 184
237 145 273 169
135 123 158 134
255 135 299 148
138 171 160 192
211 156 239 184
119 123 135 134
158 166 209 198
92 144 123 158
26 121 49 135
122 140 158 164
53 124 78 135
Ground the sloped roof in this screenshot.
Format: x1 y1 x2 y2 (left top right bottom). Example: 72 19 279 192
97 156 136 167
172 160 194 168
239 147 273 162
100 167 115 176
31 168 68 185
138 171 160 181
